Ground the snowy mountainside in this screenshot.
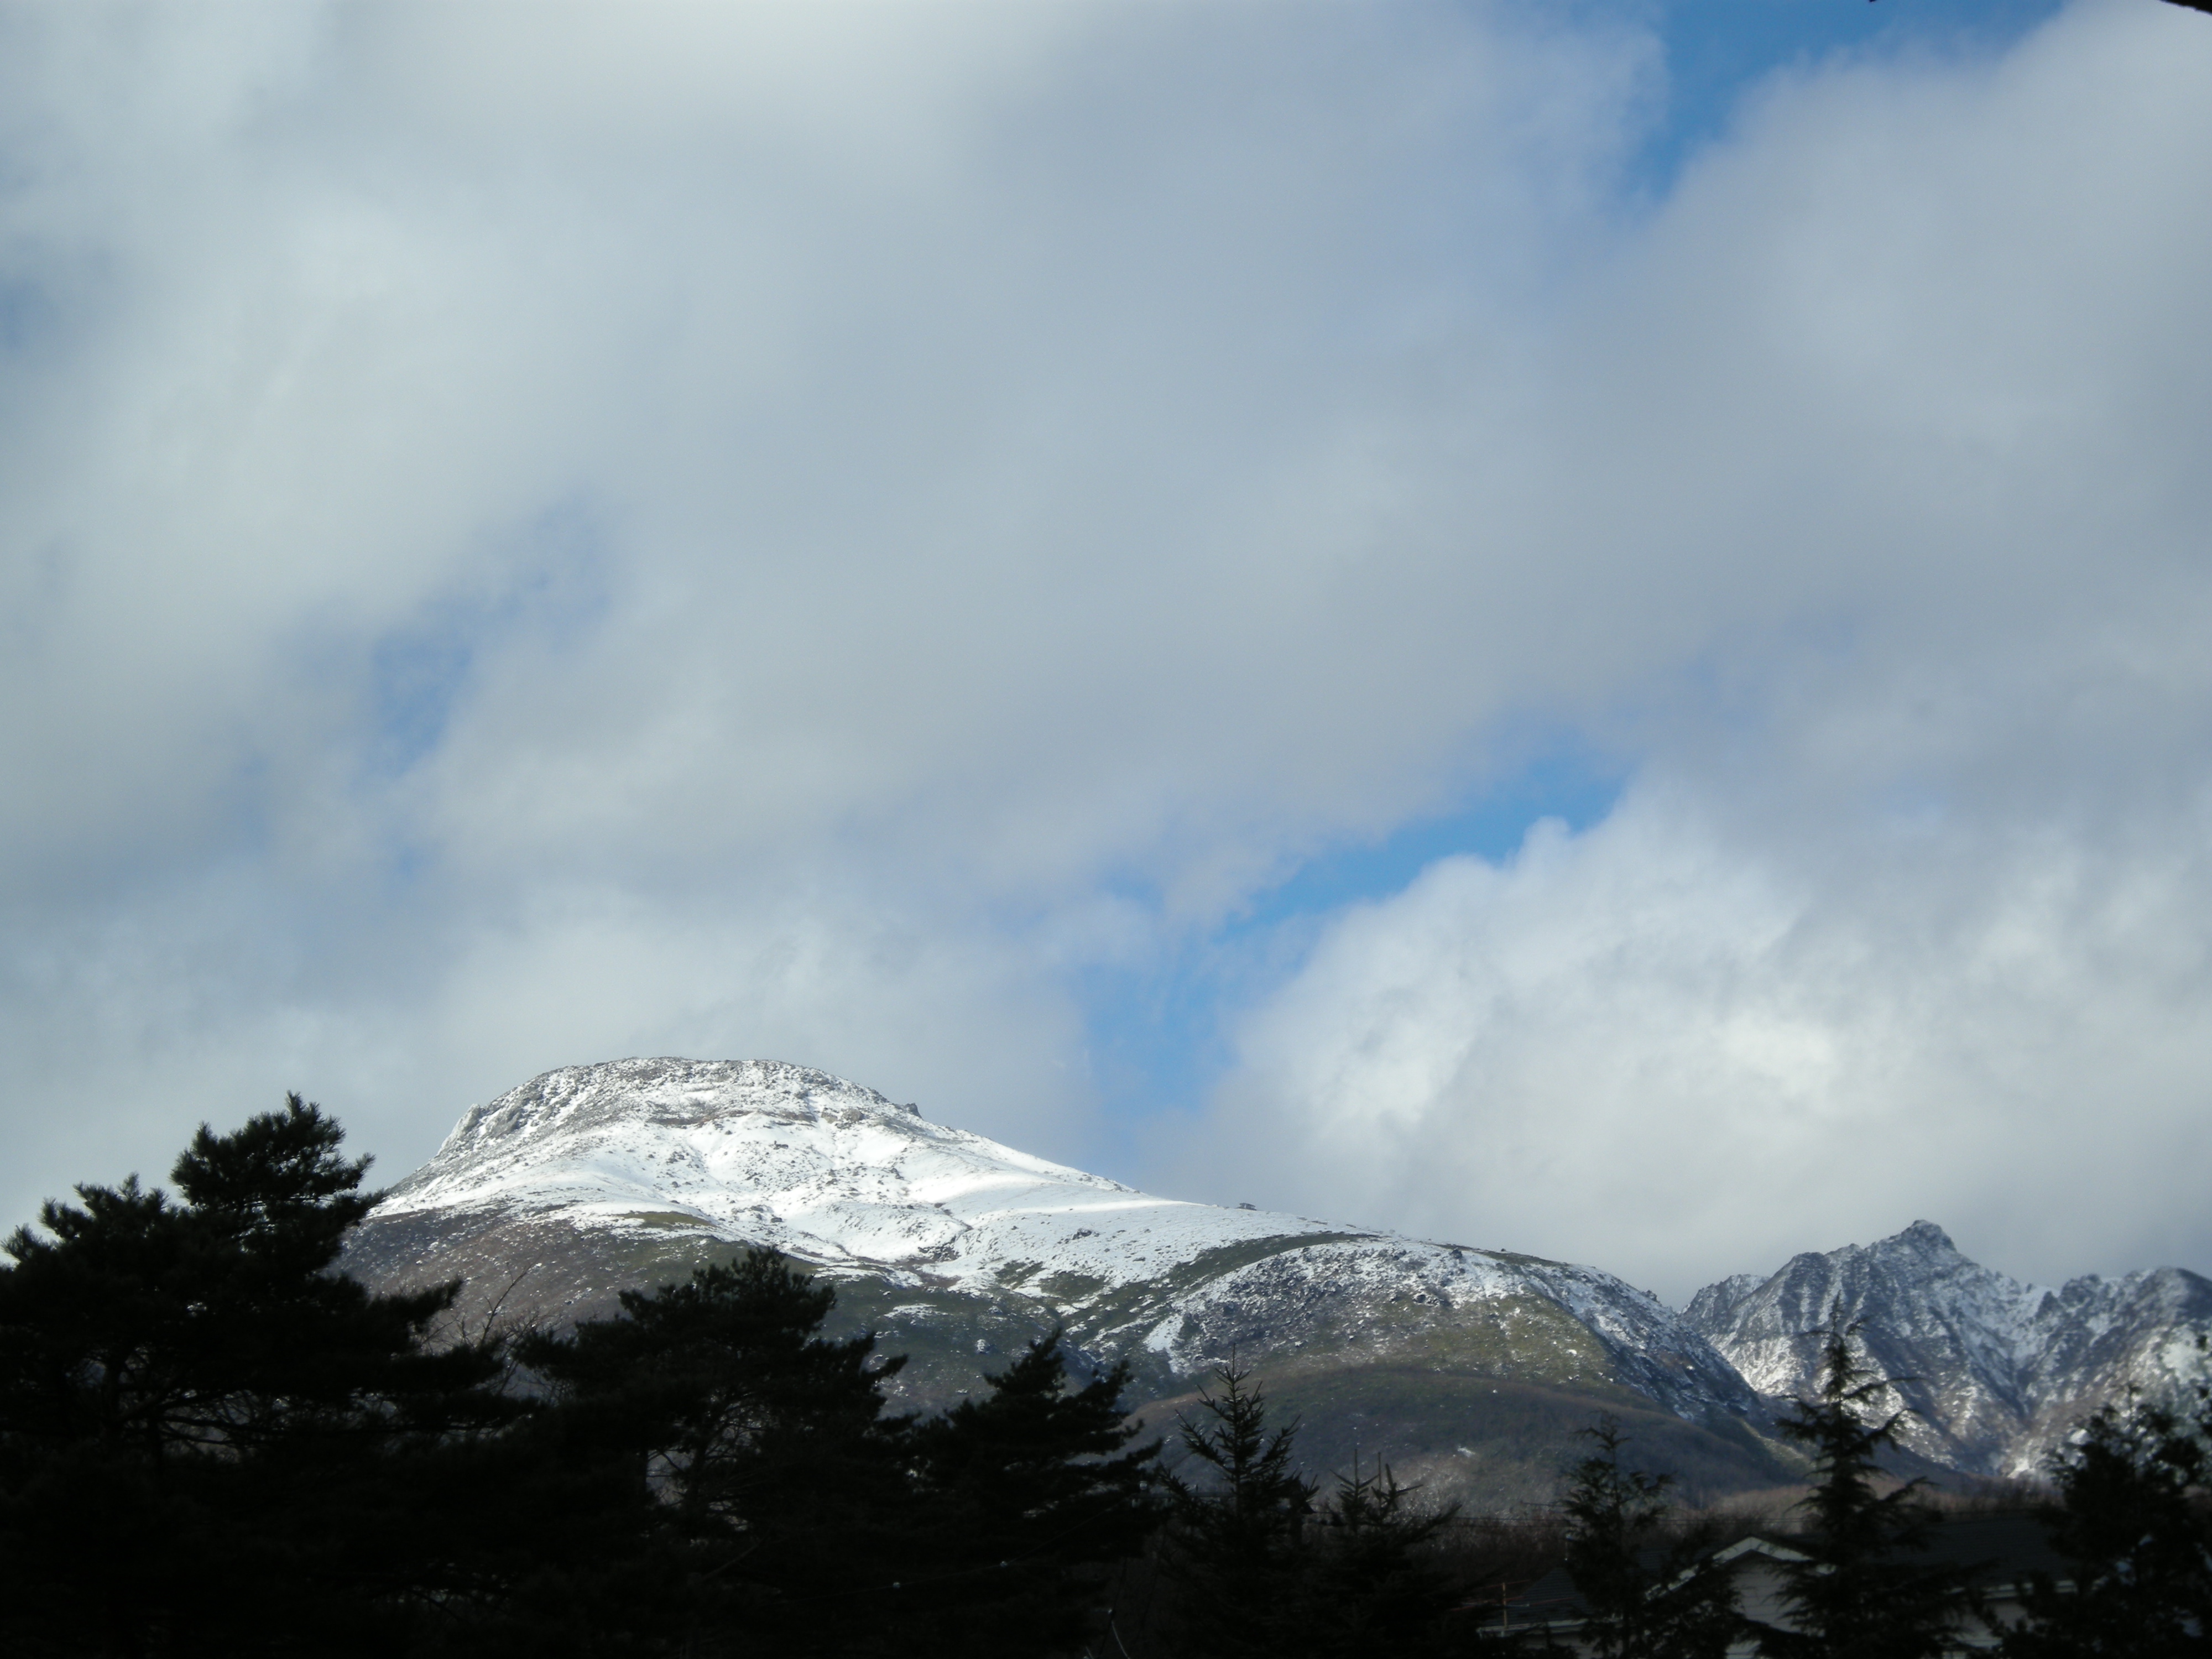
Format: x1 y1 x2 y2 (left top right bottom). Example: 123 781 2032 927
379 1056 1344 1298
345 1058 1781 1505
1684 1220 2212 1477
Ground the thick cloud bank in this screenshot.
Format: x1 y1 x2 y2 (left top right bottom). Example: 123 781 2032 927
1190 0 2212 1297
1211 778 2212 1303
1 1 2207 1299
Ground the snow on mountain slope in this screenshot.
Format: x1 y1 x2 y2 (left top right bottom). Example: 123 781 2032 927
352 1057 1764 1443
381 1056 1342 1294
353 1068 2212 1495
1684 1221 2212 1477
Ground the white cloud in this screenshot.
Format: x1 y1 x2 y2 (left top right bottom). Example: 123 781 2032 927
2 0 2210 1301
1181 0 2212 1296
0 0 1657 1204
1200 775 2212 1302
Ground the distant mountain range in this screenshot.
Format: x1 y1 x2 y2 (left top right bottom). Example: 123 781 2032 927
1683 1218 2212 1478
340 1057 2212 1505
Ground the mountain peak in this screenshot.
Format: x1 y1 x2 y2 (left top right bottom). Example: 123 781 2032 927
379 1055 1349 1290
344 1054 1766 1490
1892 1219 1959 1254
1684 1222 2212 1477
429 1056 924 1166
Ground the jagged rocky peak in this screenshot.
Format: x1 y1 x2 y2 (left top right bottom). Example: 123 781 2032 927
1684 1220 2023 1357
341 1070 2212 1500
426 1057 922 1164
1684 1222 2212 1478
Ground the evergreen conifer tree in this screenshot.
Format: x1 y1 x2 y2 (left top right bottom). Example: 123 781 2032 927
906 1330 1162 1657
0 1096 510 1657
518 1250 915 1656
1301 1453 1463 1658
1752 1307 1975 1659
2001 1386 2212 1657
1157 1360 1317 1659
1552 1415 1739 1659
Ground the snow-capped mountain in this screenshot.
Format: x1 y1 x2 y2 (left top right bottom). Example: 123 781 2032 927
1684 1220 2212 1477
377 1055 1354 1305
344 1057 1778 1505
341 1063 2212 1498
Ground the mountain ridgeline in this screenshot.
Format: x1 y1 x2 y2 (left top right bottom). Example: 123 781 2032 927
341 1058 2212 1503
1683 1218 2212 1479
340 1058 1777 1506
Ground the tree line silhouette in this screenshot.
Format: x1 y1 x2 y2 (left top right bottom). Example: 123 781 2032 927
1509 1308 2212 1657
0 1099 1461 1656
0 1098 2205 1656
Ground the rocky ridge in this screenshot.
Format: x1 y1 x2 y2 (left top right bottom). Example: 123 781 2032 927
343 1057 1780 1505
1684 1220 2212 1477
345 1058 2212 1499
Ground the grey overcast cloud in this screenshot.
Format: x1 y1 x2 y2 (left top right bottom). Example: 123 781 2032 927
2 1 2209 1305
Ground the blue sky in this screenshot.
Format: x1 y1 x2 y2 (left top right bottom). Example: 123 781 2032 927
1079 747 1625 1142
1645 0 2068 180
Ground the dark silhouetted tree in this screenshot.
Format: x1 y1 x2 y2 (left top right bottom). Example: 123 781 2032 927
906 1329 1163 1656
0 1095 509 1658
2002 1383 2212 1657
1302 1452 1463 1658
1552 1415 1740 1659
1157 1360 1317 1658
518 1250 916 1656
1751 1306 1975 1659
1158 1365 1477 1658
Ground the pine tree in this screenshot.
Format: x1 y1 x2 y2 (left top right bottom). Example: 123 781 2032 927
1752 1307 1975 1659
518 1250 916 1656
1157 1360 1317 1659
0 1095 510 1657
1553 1415 1739 1659
2002 1386 2212 1657
905 1331 1163 1657
1302 1453 1463 1658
